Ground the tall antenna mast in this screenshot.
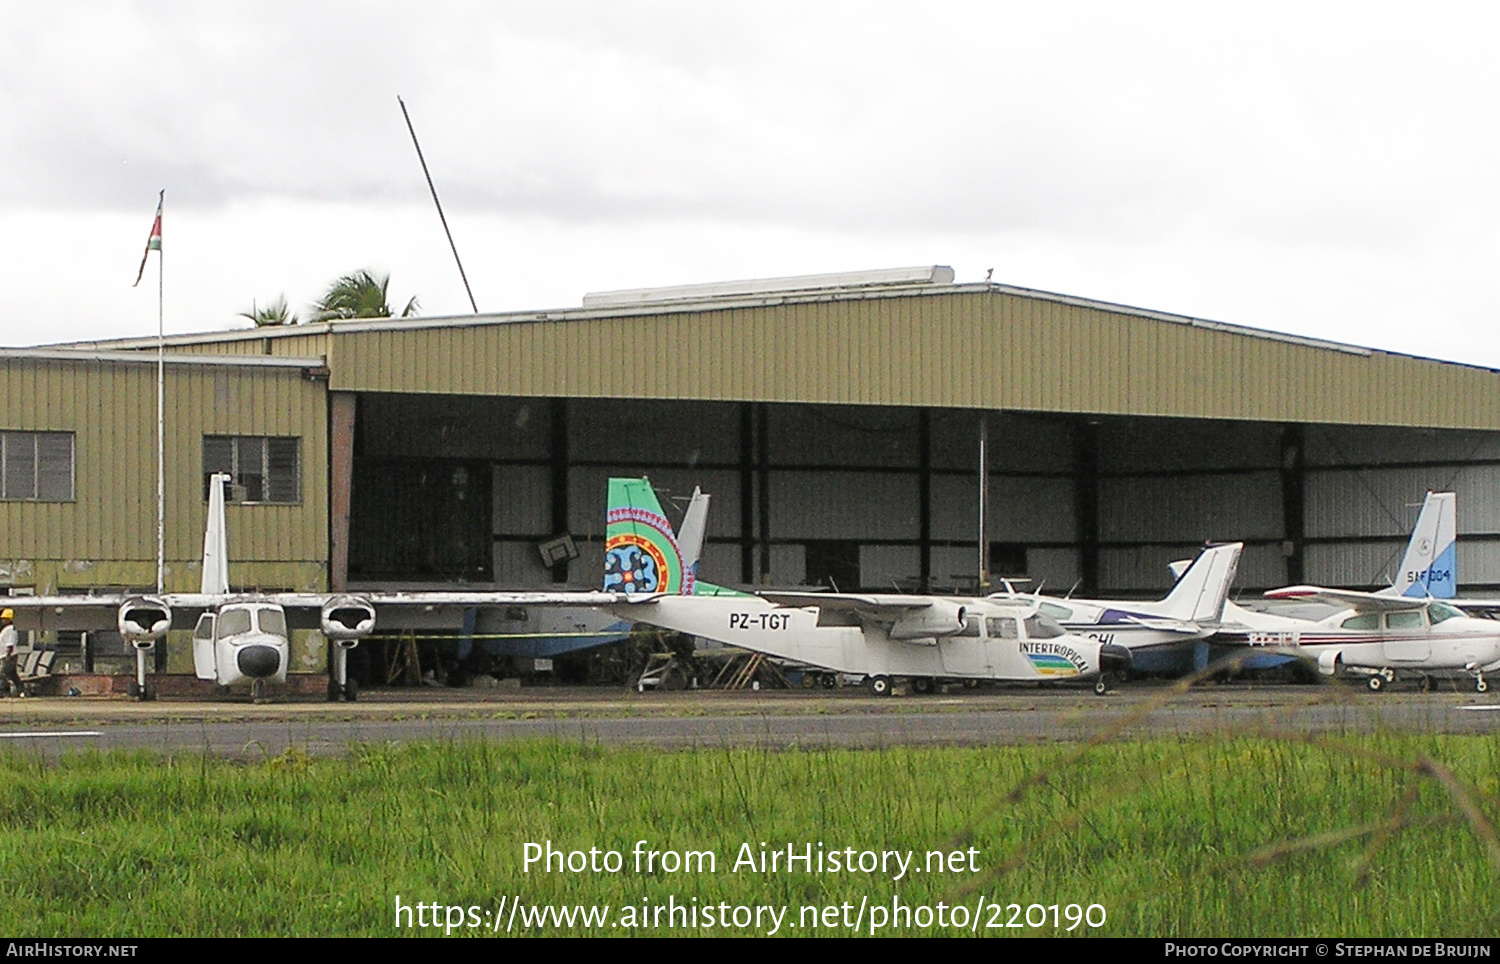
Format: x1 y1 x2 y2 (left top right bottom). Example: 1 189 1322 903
398 96 479 314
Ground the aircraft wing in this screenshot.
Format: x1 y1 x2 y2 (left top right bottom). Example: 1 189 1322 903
1120 615 1206 635
1263 585 1435 612
2 595 127 631
755 591 942 613
4 590 627 633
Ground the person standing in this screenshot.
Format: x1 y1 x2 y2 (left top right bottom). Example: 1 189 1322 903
0 609 18 697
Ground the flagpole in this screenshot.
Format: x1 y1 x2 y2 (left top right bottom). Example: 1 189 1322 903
155 190 165 595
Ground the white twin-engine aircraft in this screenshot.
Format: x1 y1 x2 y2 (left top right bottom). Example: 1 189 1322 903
615 589 1129 696
1002 541 1243 677
1218 491 1500 692
599 477 1132 695
7 473 619 701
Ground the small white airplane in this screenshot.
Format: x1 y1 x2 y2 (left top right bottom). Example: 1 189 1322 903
1001 542 1243 677
1215 492 1500 691
601 478 1129 695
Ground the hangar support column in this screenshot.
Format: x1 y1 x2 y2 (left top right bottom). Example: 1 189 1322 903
1280 423 1305 585
550 398 570 584
739 404 755 584
1074 418 1099 595
329 392 356 592
918 408 932 592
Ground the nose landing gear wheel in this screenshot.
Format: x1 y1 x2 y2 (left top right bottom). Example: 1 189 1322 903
251 678 267 703
1477 678 1490 694
1367 675 1385 692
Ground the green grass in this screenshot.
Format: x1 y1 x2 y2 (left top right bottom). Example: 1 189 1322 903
0 734 1496 936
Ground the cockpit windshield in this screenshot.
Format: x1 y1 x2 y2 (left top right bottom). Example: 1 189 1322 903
258 608 288 637
217 608 252 637
1428 602 1464 624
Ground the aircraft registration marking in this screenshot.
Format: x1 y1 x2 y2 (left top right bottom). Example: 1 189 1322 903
728 612 792 631
1247 632 1299 646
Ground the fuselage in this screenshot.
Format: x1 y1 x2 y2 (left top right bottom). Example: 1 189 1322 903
609 595 1105 683
1219 599 1500 676
193 602 289 687
1031 598 1202 674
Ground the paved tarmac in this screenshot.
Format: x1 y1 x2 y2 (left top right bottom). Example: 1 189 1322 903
0 681 1495 758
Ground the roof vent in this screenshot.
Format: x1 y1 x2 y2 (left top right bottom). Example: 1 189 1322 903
582 265 955 309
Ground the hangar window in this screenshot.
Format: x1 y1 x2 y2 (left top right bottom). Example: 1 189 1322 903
1 431 74 501
203 436 300 504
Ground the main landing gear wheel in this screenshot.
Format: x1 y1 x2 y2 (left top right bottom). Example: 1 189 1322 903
821 672 837 690
866 675 892 697
328 677 359 702
910 677 935 695
1093 673 1116 696
1367 675 1385 692
1418 674 1433 694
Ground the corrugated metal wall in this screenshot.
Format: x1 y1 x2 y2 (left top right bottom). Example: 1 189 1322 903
1302 425 1500 589
280 288 1500 430
0 356 328 592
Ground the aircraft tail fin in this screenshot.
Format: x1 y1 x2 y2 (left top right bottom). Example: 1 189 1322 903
201 472 231 595
676 487 710 582
1156 542 1243 623
603 478 698 595
1382 491 1456 599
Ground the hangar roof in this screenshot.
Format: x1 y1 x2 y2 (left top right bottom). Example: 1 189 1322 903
50 271 1500 430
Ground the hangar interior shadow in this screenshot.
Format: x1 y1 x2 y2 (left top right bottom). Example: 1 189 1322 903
344 393 1500 600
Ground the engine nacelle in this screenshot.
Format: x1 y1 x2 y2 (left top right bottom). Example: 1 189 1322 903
1317 649 1342 677
321 595 376 647
118 596 171 650
889 601 968 641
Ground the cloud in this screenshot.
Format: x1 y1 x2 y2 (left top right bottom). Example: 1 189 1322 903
2 1 1499 364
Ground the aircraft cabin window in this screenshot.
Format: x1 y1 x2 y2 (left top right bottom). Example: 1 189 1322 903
956 616 981 637
1340 614 1378 631
1038 602 1073 621
1384 611 1423 630
986 617 1018 639
0 431 74 501
1024 614 1068 639
217 609 253 637
257 608 287 637
203 435 301 504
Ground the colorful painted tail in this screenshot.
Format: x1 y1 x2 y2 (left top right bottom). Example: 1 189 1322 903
1384 491 1456 599
604 478 738 596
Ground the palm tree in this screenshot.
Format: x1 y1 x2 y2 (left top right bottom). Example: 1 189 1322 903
310 270 419 322
238 295 299 327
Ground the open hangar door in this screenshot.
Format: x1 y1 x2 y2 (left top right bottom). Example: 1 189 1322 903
344 392 1500 600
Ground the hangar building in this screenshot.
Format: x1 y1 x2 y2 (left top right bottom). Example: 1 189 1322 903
4 266 1500 674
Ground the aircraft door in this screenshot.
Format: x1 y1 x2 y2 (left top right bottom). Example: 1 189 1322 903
939 616 991 677
192 613 217 681
1381 611 1431 663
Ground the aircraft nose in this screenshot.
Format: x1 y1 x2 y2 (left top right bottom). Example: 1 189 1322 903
236 645 282 678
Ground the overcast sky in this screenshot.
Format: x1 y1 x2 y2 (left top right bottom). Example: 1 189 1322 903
2 2 1498 367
